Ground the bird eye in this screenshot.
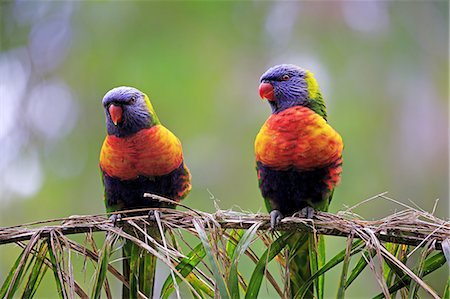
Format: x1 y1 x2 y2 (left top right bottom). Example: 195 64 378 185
129 96 136 104
282 75 290 81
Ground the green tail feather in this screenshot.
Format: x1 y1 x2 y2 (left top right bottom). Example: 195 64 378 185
140 248 157 296
122 234 158 298
288 232 325 299
122 242 131 298
288 232 313 298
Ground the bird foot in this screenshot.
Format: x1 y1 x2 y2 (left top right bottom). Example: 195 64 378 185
148 210 158 222
299 206 315 219
109 213 122 226
269 210 283 230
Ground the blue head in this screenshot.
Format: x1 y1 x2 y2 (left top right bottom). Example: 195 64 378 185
102 86 160 137
259 64 327 118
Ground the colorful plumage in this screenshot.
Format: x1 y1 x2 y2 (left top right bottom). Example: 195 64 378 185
254 64 343 298
99 86 191 298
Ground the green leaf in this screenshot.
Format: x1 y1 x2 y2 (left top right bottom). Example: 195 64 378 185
193 219 230 299
129 242 140 299
383 255 411 287
21 241 49 299
226 229 245 260
160 243 209 299
308 234 319 299
385 243 409 291
286 233 309 292
443 275 449 299
345 251 371 289
2 234 43 298
443 239 450 299
91 233 116 299
295 239 365 299
383 242 394 281
0 250 25 298
372 251 447 299
185 272 213 298
245 232 294 299
139 250 157 298
408 243 431 299
228 223 261 299
317 235 326 299
307 233 326 299
337 235 353 299
47 238 66 299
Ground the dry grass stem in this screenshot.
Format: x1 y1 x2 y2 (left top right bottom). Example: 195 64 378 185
1 205 448 250
1 195 448 299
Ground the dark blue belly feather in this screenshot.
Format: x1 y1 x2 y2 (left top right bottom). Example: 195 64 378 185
102 162 188 212
256 161 333 216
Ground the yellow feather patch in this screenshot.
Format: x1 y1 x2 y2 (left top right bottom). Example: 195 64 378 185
305 70 319 100
143 94 160 124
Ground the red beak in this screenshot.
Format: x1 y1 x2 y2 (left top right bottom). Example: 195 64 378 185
259 82 275 101
109 104 123 125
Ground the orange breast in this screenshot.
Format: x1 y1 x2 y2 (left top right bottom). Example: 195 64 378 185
100 125 184 180
255 106 343 170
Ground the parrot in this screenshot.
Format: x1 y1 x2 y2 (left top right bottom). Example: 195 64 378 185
254 64 343 298
99 86 191 298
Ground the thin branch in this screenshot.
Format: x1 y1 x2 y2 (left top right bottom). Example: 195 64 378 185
1 207 448 250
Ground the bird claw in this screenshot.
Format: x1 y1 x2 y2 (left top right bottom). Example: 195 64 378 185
109 213 122 226
270 210 283 230
300 206 315 219
148 210 157 222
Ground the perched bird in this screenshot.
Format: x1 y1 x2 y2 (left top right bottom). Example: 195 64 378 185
254 64 343 297
99 86 191 298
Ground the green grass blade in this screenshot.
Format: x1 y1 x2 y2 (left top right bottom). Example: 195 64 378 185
386 244 409 292
21 254 38 286
294 239 365 299
226 229 245 259
228 223 261 299
308 234 319 299
408 244 430 299
160 242 207 299
337 235 353 299
0 250 25 298
122 240 132 298
383 242 394 281
443 275 449 299
287 233 309 292
372 251 447 299
21 241 49 299
385 244 406 283
185 272 214 298
2 234 42 298
307 233 325 299
345 250 371 289
91 233 116 299
129 243 140 299
317 235 326 299
47 238 66 299
444 239 450 299
245 232 294 299
139 250 156 298
193 219 230 299
384 254 412 286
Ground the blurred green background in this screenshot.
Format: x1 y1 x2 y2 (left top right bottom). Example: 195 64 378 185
1 1 448 298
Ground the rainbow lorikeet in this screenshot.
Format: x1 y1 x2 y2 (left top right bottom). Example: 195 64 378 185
99 86 191 298
254 64 343 298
